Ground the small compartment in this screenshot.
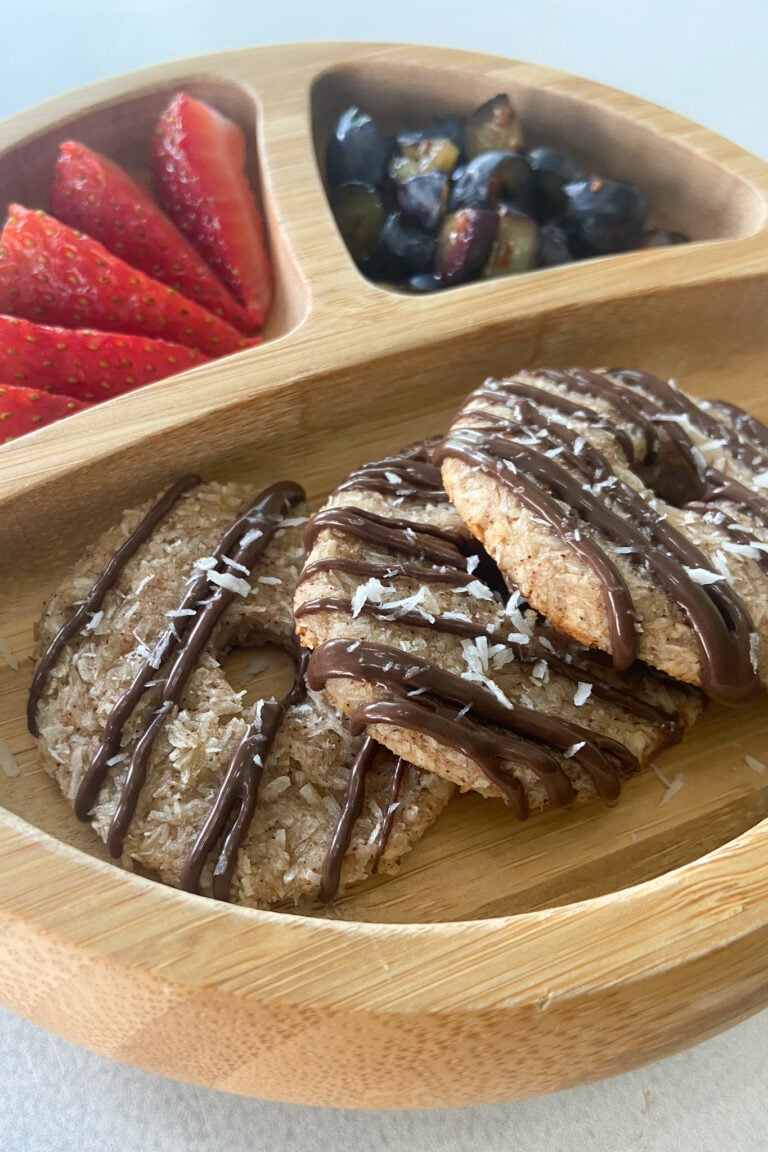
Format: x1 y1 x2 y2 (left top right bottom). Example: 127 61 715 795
0 74 309 440
311 61 766 292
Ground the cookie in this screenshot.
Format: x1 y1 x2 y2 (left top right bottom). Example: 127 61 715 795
294 442 700 816
437 368 768 704
29 476 453 907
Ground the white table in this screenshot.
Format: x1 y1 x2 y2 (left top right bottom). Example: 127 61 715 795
2 3 767 1148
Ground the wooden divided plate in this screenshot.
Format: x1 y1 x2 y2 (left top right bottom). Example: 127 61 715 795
1 42 767 1109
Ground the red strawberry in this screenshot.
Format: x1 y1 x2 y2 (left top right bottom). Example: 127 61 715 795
0 382 88 443
0 314 212 402
152 93 273 327
0 205 250 358
51 141 259 335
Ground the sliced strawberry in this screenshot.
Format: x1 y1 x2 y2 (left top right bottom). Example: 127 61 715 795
0 382 88 443
152 93 273 327
51 141 259 334
0 314 212 402
0 205 250 358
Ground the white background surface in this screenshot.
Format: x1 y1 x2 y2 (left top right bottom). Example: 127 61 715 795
1 2 768 1149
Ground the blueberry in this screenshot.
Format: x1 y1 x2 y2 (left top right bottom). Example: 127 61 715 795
563 179 648 257
537 224 571 267
326 107 395 189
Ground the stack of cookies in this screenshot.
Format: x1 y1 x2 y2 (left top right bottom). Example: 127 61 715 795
30 368 768 909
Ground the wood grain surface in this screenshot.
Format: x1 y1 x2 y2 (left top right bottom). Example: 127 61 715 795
1 42 768 1108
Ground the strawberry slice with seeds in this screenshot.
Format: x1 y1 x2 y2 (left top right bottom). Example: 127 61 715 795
0 314 212 402
152 93 273 327
51 141 259 334
0 382 88 443
0 205 250 358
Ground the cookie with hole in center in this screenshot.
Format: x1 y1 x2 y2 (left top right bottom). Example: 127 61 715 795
437 368 768 705
294 441 700 818
30 475 453 908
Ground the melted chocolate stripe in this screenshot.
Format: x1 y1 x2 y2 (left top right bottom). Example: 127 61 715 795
318 735 379 903
308 639 636 809
337 456 449 502
612 369 768 473
473 376 639 463
304 506 469 567
439 424 757 703
180 653 309 899
296 555 478 589
28 473 201 737
370 756 407 874
707 400 768 451
297 591 683 735
75 481 305 848
436 431 639 670
350 697 532 817
536 368 660 462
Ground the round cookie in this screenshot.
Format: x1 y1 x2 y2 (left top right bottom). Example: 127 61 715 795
437 368 768 704
294 442 701 817
30 476 453 908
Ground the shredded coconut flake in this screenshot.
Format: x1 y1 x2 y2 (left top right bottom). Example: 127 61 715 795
505 595 533 637
379 588 430 618
0 634 18 671
466 554 480 574
133 572 155 596
563 740 585 759
745 754 767 774
239 528 263 547
84 610 103 631
684 566 724 585
224 556 251 575
455 579 495 601
208 570 251 597
257 575 282 586
652 763 684 804
531 659 549 684
750 633 760 674
0 740 19 778
260 775 291 802
351 577 386 618
193 555 218 571
722 542 762 560
573 681 592 706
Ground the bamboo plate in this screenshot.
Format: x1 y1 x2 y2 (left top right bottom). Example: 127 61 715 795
1 41 768 1110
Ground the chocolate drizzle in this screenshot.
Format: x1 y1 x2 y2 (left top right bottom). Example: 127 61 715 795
437 369 761 704
32 476 411 906
298 438 694 811
296 593 685 738
336 441 450 504
181 652 309 900
309 640 638 817
304 506 469 567
318 735 380 902
76 480 306 852
27 474 201 737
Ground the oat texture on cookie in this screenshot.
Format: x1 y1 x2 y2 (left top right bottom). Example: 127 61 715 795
30 476 452 908
438 368 768 704
294 441 700 817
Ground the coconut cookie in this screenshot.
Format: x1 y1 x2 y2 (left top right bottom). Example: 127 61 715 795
438 368 768 705
294 443 700 818
29 476 453 908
